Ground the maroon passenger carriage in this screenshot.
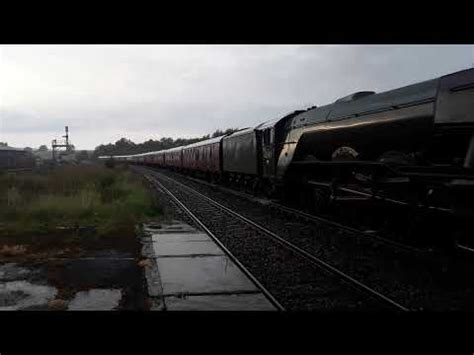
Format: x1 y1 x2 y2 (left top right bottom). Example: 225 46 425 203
164 146 183 170
182 136 223 181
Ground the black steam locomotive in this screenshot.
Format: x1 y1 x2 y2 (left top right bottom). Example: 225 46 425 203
100 68 474 245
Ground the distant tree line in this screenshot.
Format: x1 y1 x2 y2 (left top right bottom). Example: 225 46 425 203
93 128 239 157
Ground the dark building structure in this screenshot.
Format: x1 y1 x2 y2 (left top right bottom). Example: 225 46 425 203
0 146 36 170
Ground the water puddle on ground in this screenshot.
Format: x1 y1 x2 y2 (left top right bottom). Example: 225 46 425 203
1 263 124 311
0 263 34 281
68 289 122 310
0 280 57 310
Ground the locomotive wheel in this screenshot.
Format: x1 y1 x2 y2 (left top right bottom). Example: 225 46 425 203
331 146 359 161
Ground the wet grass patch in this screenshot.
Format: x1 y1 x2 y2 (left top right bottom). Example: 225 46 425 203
0 164 161 251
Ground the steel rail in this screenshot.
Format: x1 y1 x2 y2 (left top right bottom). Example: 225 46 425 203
163 170 426 254
148 169 410 312
268 201 426 254
329 184 452 214
457 243 474 254
143 173 285 312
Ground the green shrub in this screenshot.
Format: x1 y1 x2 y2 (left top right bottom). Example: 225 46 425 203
0 164 159 236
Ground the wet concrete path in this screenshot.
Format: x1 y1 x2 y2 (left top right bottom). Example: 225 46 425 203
141 221 276 311
0 249 144 311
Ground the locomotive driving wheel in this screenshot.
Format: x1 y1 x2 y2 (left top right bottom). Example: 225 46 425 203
331 146 360 161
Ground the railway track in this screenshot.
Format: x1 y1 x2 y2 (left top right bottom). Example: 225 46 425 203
142 173 284 311
178 173 428 254
138 166 409 311
178 172 474 257
179 171 474 263
139 166 474 311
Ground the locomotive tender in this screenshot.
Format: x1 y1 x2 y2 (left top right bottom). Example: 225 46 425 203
100 68 474 222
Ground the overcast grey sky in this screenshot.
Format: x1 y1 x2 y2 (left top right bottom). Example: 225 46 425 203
1 45 473 150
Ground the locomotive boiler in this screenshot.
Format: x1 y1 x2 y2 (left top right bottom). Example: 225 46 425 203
278 69 474 211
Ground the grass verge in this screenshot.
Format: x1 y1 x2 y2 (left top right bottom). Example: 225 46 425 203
0 164 160 240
